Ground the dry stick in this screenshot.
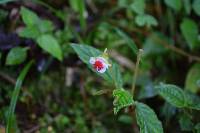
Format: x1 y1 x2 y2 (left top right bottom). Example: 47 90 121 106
131 49 143 97
152 36 200 62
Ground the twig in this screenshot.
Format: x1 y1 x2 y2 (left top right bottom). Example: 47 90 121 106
152 36 200 62
131 49 143 97
0 71 16 85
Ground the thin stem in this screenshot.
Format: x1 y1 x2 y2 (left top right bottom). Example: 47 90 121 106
132 49 143 97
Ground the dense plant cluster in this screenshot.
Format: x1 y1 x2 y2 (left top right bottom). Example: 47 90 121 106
0 0 200 132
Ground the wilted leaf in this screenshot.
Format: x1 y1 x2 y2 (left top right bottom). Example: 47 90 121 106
113 89 134 114
180 18 199 50
135 102 163 133
6 47 27 65
37 34 63 61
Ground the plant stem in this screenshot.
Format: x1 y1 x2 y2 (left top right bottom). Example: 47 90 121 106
132 49 143 97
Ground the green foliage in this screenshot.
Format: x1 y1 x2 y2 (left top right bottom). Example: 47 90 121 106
0 0 16 4
19 26 40 39
37 34 63 61
20 7 39 26
6 47 27 65
130 0 145 15
135 102 163 133
135 14 158 27
192 0 200 16
156 83 186 108
6 61 33 133
183 0 191 14
179 113 194 131
164 0 182 11
118 114 133 124
69 0 86 30
113 89 134 114
185 63 200 93
70 44 123 86
180 18 199 50
20 7 62 61
115 28 138 55
156 83 200 110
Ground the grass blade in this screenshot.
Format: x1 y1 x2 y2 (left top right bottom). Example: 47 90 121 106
6 60 34 133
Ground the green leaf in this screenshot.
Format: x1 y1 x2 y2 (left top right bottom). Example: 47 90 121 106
185 63 200 93
184 92 200 110
135 102 163 133
0 0 16 4
183 0 191 15
113 89 134 115
135 14 158 27
20 7 39 26
114 28 138 55
164 0 182 11
37 34 63 61
155 83 186 108
38 19 54 33
19 26 40 39
180 18 199 50
118 115 133 124
192 0 200 16
179 113 194 131
70 42 124 88
6 47 27 65
130 0 145 14
6 60 33 133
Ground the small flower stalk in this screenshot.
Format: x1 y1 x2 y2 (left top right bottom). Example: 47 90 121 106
89 48 111 73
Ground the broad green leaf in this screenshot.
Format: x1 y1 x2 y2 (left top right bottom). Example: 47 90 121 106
0 0 15 4
185 63 200 93
183 0 191 15
180 18 199 50
130 0 145 14
135 14 158 27
184 92 200 110
71 44 123 85
155 83 186 108
179 113 194 131
118 115 133 124
6 60 33 133
37 34 63 61
38 19 54 33
20 7 39 26
19 26 40 39
114 28 138 55
113 89 134 114
192 0 200 16
135 102 163 133
6 47 27 65
164 0 182 11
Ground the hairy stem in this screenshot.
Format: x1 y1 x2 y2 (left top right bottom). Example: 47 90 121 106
132 49 143 97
